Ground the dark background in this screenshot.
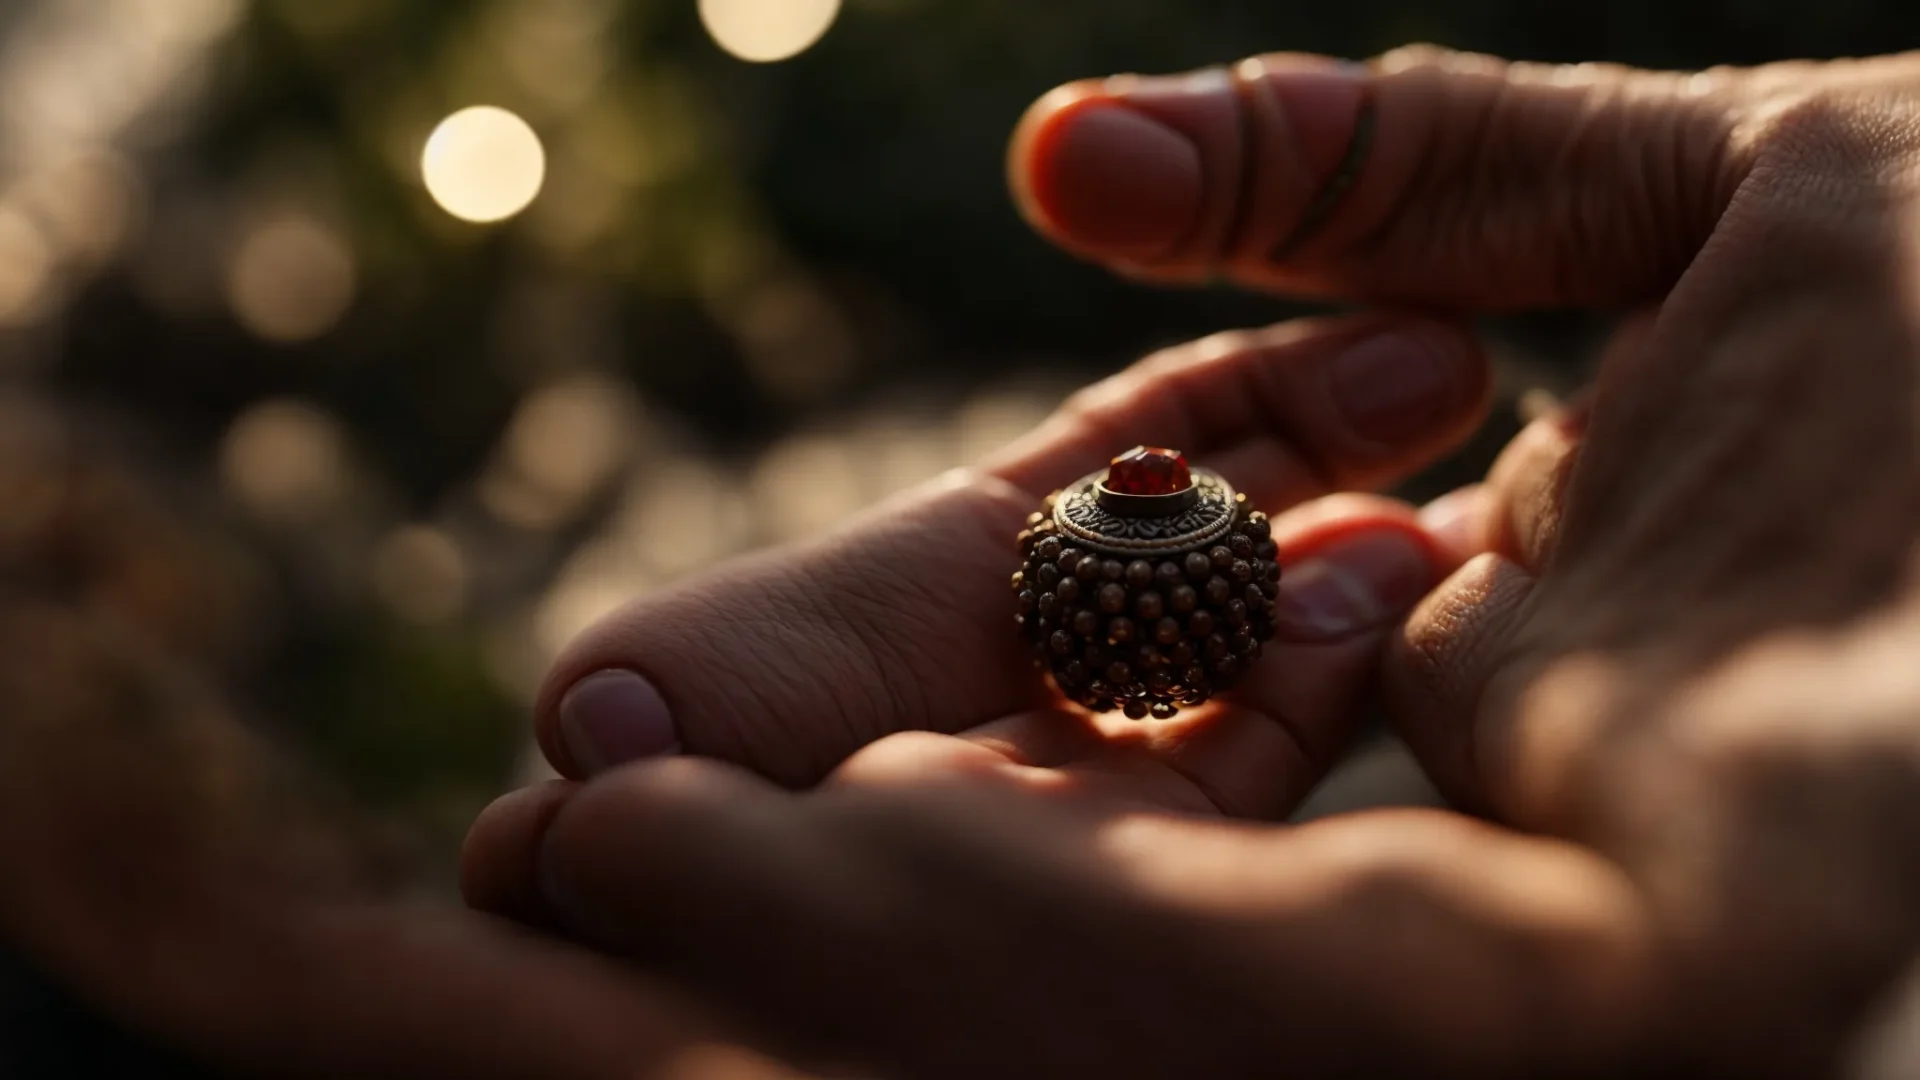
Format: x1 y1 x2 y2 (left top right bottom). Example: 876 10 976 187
0 0 1915 1072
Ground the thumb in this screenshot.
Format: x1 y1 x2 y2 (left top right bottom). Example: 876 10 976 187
1009 46 1764 309
1381 552 1536 816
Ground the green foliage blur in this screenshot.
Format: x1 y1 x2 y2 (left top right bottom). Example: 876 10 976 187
4 0 1915 865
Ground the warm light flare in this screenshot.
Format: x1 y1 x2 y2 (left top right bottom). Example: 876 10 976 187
697 0 841 62
422 106 546 223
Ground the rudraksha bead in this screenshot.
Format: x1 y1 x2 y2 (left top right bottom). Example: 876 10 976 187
1013 446 1280 718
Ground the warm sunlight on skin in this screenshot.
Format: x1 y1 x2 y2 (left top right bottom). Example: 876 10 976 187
697 0 841 63
422 106 546 223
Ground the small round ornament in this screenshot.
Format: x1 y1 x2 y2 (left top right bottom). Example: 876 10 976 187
1011 446 1280 717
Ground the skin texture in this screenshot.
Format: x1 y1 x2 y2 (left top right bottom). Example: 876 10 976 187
462 47 1920 1079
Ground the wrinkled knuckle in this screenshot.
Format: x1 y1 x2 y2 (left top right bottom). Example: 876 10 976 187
1740 86 1920 184
1708 87 1920 282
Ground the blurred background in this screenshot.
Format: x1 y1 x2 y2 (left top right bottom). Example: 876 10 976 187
0 0 1915 1071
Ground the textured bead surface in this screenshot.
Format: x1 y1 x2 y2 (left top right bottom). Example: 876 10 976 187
1016 477 1281 719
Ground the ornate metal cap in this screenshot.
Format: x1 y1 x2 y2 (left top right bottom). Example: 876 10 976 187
1053 455 1237 555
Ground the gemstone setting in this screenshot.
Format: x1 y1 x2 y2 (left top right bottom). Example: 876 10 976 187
1014 448 1278 719
1103 446 1192 495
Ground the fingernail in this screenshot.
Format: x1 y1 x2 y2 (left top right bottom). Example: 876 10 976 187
1015 89 1203 257
1329 328 1474 445
1273 529 1434 641
558 670 679 774
1418 485 1493 558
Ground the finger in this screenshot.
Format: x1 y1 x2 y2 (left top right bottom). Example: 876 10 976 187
532 764 1654 1078
1484 411 1583 573
984 313 1490 501
826 496 1452 822
1009 46 1763 309
1102 499 1449 819
463 780 580 926
1417 483 1497 566
0 603 794 1080
1382 552 1538 815
1383 352 1606 801
540 316 1488 788
216 905 804 1080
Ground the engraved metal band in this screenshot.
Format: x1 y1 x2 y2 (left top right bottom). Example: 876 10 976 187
1052 467 1237 555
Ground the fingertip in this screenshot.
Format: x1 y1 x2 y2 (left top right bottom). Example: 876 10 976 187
1268 492 1441 567
537 758 773 948
1271 515 1442 644
1008 55 1376 279
1323 318 1492 457
460 780 581 925
1207 504 1453 814
1384 551 1536 809
1007 81 1093 235
1486 413 1583 571
1418 484 1496 569
556 669 681 776
1009 80 1204 260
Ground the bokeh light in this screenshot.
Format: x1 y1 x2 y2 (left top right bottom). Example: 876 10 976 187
698 0 841 62
14 152 139 270
479 375 638 530
492 0 617 110
371 525 468 624
227 216 357 343
0 207 53 327
729 276 859 406
749 432 864 542
421 106 546 223
219 399 351 523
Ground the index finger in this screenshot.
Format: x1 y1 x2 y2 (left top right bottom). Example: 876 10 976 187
1010 47 1759 309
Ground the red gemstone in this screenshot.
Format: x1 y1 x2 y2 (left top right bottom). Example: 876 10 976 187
1104 446 1192 495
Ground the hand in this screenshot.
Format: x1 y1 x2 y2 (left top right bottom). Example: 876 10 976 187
0 596 828 1079
462 306 1498 1074
470 305 1490 884
1383 56 1920 1079
468 46 1920 1078
515 309 1489 794
467 311 1489 1073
